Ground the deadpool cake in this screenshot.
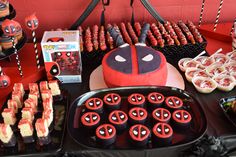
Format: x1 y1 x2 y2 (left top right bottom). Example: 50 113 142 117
172 110 192 128
128 93 145 108
85 98 103 114
152 122 173 146
102 45 167 87
165 96 183 110
108 110 128 131
95 124 116 146
81 112 100 129
152 108 171 123
103 93 121 111
147 92 164 110
129 124 150 147
128 107 147 124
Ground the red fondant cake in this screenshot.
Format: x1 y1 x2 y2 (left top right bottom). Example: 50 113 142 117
102 45 167 87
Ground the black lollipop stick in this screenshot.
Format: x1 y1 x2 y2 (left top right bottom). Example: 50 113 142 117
138 23 150 44
107 26 126 47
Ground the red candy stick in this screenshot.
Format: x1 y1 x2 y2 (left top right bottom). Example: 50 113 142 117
25 14 40 69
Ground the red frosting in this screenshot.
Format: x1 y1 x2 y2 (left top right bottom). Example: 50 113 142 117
96 124 116 140
129 124 150 141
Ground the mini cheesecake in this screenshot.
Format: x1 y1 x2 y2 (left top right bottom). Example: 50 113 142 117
18 119 34 143
0 123 16 147
128 93 145 108
152 122 173 146
24 98 37 113
96 124 116 146
103 93 121 111
48 80 61 96
35 118 51 145
39 81 49 91
195 56 214 67
178 58 192 72
21 107 34 121
2 108 16 125
213 74 235 92
206 63 226 77
152 108 171 123
147 92 164 110
81 112 100 129
42 109 53 127
41 89 53 101
109 110 128 131
165 96 183 110
43 98 53 110
185 67 201 82
172 110 192 128
192 76 217 93
12 90 23 108
85 98 103 114
129 124 150 147
7 99 18 113
13 83 25 97
129 107 147 124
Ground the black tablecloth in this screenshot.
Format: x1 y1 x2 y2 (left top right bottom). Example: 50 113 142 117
61 61 236 157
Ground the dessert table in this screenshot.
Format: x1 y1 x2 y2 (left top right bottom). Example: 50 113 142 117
0 23 236 156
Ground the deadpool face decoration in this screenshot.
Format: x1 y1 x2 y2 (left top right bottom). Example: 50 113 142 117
81 112 100 128
109 110 128 129
153 123 173 140
1 19 18 36
25 14 39 31
0 1 7 9
47 37 64 42
96 124 116 146
148 92 164 105
129 124 150 147
165 96 183 109
129 107 147 124
128 93 145 107
103 93 121 106
152 108 171 123
85 98 103 113
172 110 192 124
44 62 60 79
102 45 167 87
0 74 10 88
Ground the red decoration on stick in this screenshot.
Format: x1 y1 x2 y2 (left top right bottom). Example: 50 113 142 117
1 19 23 77
0 66 10 88
25 13 40 69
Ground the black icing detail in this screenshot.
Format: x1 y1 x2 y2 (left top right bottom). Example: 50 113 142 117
106 46 132 74
136 45 161 74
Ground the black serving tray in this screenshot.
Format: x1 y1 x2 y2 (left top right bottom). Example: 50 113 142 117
0 31 27 60
68 86 207 150
219 96 236 128
0 88 69 156
0 4 16 22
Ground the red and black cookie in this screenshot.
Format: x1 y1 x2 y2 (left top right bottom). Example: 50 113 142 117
128 93 145 108
109 110 128 131
152 108 171 123
81 112 100 129
172 110 192 128
96 124 116 146
128 107 147 124
165 96 183 110
147 92 164 110
103 93 121 111
129 124 150 147
85 98 103 114
152 122 173 146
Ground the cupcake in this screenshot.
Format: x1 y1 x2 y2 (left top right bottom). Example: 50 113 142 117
18 119 34 143
172 110 192 128
129 124 150 147
96 124 116 146
0 123 16 147
165 96 183 111
0 35 17 50
35 118 51 145
152 108 171 123
152 122 173 146
129 107 147 124
0 1 9 18
147 92 164 110
103 93 121 111
128 93 145 108
85 98 103 114
108 110 128 131
81 112 100 129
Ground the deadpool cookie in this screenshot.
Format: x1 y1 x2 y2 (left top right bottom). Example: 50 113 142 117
165 96 183 110
109 110 128 131
96 124 116 146
152 122 173 146
85 98 103 114
128 93 145 108
81 112 100 129
129 124 150 147
152 108 171 123
103 93 121 111
147 92 164 110
172 110 192 128
129 107 147 124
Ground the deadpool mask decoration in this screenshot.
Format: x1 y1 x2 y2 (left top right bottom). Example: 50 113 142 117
81 112 100 129
152 108 171 123
44 62 60 80
96 124 116 146
0 74 10 88
172 109 192 125
102 45 167 87
152 122 173 146
128 93 145 108
47 37 64 42
25 14 39 30
109 110 128 130
129 124 150 147
1 19 18 36
85 98 103 114
165 96 183 110
128 107 147 124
